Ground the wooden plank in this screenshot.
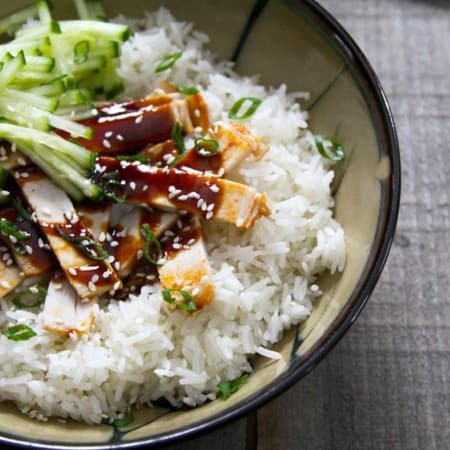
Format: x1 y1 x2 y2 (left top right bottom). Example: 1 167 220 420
256 0 450 449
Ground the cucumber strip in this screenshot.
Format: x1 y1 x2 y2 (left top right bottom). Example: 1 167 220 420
60 21 130 42
71 55 106 77
58 88 92 106
0 100 50 130
14 139 85 201
0 123 94 169
90 40 119 59
74 0 92 21
27 79 65 96
0 51 25 90
0 42 41 58
37 0 53 25
11 70 58 87
55 105 98 121
45 112 93 139
3 88 58 112
23 55 55 72
0 5 39 36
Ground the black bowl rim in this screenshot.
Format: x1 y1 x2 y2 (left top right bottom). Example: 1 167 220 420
1 0 401 449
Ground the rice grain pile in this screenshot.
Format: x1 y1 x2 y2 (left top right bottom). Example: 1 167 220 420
0 8 345 424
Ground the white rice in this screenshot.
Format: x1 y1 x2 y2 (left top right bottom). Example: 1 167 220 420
0 9 345 424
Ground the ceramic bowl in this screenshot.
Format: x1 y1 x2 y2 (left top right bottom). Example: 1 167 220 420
0 0 400 448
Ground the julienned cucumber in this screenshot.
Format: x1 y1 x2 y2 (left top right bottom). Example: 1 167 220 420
0 0 130 201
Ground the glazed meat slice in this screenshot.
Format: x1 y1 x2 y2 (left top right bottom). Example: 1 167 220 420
60 92 208 153
43 271 96 336
0 245 23 298
108 204 177 278
96 157 270 229
0 206 54 277
14 167 121 300
159 215 214 310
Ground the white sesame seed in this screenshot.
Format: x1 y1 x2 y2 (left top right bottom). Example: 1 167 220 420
130 181 136 190
102 270 111 279
210 184 219 193
25 245 33 255
114 261 121 271
236 218 244 227
206 211 214 220
192 288 200 296
9 235 17 244
88 282 96 292
116 134 124 141
91 274 99 283
104 131 113 138
110 240 119 247
68 267 77 276
1 280 10 288
207 203 215 211
103 139 111 149
135 115 143 124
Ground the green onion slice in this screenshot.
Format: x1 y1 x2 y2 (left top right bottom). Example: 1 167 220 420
11 199 32 221
0 218 29 255
314 135 345 162
96 171 127 203
176 85 199 95
194 138 220 157
162 288 197 312
56 226 109 261
73 40 90 64
4 324 37 341
155 52 182 73
228 97 262 120
140 223 163 265
12 286 47 309
113 412 134 429
171 121 185 154
217 374 249 400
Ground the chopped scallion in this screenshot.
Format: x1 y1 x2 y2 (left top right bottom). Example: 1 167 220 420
73 40 90 64
194 138 220 157
176 85 199 95
162 288 197 312
13 286 47 309
171 121 185 154
140 223 163 265
217 374 249 400
113 412 134 429
56 226 109 261
155 51 182 73
228 97 261 120
314 135 345 161
3 324 37 341
0 218 29 255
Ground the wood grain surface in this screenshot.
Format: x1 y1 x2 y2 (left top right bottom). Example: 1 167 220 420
167 0 450 449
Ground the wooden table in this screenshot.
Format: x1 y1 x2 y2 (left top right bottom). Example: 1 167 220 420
166 0 450 448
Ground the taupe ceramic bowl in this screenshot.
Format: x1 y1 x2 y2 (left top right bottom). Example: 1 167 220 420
0 0 400 448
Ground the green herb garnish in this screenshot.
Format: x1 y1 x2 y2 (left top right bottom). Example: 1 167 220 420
0 218 29 255
56 226 109 261
140 223 163 265
217 374 249 400
96 171 127 203
12 286 47 309
171 121 185 154
113 411 134 429
3 324 37 341
228 97 262 120
176 85 199 95
73 40 90 64
155 52 182 73
314 135 345 162
162 288 197 312
194 138 220 157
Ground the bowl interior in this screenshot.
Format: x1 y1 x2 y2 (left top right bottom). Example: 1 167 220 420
0 0 399 448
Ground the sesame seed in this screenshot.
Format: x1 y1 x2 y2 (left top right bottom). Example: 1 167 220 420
210 184 219 192
207 203 215 211
38 238 44 248
137 250 143 260
0 280 10 288
102 270 111 279
130 181 136 190
68 267 77 276
236 218 244 227
206 211 214 220
113 281 121 291
192 288 200 296
114 261 121 271
91 274 99 284
103 139 111 149
135 115 143 124
116 134 124 141
88 282 96 292
104 131 113 138
25 245 33 255
110 240 119 247
9 235 17 244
